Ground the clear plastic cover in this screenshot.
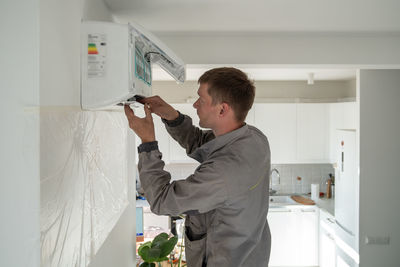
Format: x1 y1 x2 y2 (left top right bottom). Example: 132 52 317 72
40 110 130 267
129 23 186 84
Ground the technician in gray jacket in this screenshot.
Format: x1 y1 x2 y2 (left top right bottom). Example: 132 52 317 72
124 67 271 267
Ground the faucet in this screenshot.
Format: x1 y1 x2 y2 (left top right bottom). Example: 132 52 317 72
269 168 280 195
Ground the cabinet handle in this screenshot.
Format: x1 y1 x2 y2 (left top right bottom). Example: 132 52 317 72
301 209 316 212
269 209 292 213
326 218 336 224
336 220 355 236
326 233 335 241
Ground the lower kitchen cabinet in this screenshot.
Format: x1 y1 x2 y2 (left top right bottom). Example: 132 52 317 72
319 209 336 267
267 206 318 266
319 230 336 267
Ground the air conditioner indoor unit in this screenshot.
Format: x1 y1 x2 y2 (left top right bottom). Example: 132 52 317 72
81 21 186 110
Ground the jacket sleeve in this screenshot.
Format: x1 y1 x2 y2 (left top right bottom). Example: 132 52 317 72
162 112 215 156
138 144 227 216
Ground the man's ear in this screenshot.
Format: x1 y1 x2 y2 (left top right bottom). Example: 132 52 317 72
219 102 230 116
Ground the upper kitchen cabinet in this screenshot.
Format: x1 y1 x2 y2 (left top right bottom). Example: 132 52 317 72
296 103 329 163
341 102 357 130
169 104 199 163
245 106 255 125
254 103 297 164
328 102 357 163
133 106 171 164
329 102 357 131
254 103 329 164
153 115 171 163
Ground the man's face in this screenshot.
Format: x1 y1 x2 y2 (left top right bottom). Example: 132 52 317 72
193 83 220 129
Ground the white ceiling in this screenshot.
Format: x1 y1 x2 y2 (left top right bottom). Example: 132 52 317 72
104 0 397 81
153 65 356 81
105 0 400 33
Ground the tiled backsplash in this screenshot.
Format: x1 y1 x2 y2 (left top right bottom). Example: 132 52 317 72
163 163 334 195
270 164 334 195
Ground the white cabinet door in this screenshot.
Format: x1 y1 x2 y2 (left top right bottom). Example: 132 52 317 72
341 102 357 130
297 208 319 266
297 104 329 162
132 106 171 164
245 106 255 125
319 209 337 267
169 104 199 163
254 103 297 163
328 102 357 163
267 208 299 266
153 116 170 164
319 229 336 267
328 103 342 163
268 207 318 266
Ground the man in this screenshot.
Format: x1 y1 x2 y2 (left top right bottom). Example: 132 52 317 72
124 67 271 267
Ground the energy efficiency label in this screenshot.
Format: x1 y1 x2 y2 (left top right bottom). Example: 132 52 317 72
87 34 107 78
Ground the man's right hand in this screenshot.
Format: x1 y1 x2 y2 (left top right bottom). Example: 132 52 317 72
140 95 179 121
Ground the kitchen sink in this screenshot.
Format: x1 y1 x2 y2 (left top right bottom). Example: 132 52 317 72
269 195 296 204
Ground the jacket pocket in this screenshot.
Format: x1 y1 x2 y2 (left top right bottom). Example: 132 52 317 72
185 226 207 267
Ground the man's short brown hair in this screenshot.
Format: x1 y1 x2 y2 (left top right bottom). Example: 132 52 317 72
198 67 255 122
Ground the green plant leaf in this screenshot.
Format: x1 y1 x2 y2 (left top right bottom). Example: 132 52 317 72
138 241 152 255
152 233 169 247
147 247 162 262
138 233 178 263
159 235 178 258
138 246 151 262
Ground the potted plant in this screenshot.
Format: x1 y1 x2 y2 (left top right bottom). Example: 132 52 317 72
138 233 178 267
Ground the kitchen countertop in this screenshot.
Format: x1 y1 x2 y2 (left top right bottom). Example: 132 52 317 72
314 196 335 216
138 194 335 216
269 193 335 216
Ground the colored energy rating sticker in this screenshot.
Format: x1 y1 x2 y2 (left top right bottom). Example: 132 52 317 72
88 43 98 54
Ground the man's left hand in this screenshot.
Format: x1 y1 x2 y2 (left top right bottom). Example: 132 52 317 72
124 104 155 143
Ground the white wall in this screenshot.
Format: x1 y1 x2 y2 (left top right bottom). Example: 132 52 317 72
0 0 40 266
359 70 400 267
39 0 135 266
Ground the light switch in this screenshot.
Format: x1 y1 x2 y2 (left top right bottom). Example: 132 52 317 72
365 236 390 245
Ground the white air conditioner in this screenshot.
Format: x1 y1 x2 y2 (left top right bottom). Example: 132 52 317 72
81 21 185 110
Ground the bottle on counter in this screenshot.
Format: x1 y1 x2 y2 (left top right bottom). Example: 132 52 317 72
326 177 332 199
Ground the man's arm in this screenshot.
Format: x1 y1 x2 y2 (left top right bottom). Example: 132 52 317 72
137 144 227 216
142 96 215 155
163 113 214 156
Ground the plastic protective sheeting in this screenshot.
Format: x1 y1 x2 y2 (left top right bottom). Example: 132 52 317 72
40 110 130 267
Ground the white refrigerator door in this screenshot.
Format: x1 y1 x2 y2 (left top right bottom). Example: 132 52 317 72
335 130 357 237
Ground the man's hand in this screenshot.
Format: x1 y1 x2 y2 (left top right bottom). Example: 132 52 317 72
124 104 155 143
141 96 179 121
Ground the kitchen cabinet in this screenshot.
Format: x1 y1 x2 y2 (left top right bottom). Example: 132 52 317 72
254 103 330 163
297 207 319 265
268 207 299 266
296 103 329 162
319 209 336 267
245 106 255 125
169 104 199 163
154 115 171 163
268 206 318 266
133 106 171 164
328 102 357 163
254 104 297 164
134 102 355 165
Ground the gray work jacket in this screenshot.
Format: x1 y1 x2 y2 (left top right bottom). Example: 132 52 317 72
138 114 271 267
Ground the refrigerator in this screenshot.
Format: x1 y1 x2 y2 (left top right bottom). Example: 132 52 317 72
334 129 359 266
